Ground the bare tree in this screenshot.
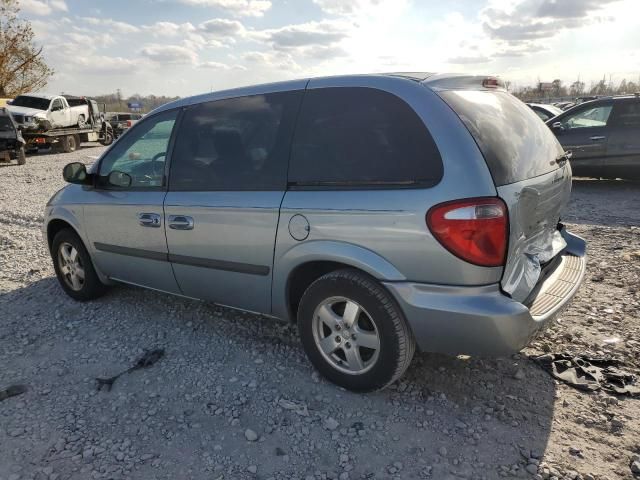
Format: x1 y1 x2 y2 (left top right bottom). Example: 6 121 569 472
0 0 53 97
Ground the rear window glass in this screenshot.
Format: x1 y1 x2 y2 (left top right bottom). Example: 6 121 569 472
612 101 640 126
66 98 86 107
11 96 50 110
439 90 563 186
289 87 443 187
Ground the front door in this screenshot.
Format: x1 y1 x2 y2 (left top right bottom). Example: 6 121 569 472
49 98 67 128
554 102 613 177
164 89 303 313
83 109 181 293
604 99 640 179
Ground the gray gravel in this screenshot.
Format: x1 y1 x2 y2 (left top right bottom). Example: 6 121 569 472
1 147 639 480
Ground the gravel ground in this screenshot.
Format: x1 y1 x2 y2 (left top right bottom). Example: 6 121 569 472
1 147 639 480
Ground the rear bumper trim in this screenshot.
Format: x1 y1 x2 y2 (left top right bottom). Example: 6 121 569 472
527 254 585 317
384 234 586 356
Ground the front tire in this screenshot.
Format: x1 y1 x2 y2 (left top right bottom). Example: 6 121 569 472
51 228 107 301
100 128 114 146
298 269 415 392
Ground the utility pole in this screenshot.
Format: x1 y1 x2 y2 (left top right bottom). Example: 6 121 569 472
117 88 122 110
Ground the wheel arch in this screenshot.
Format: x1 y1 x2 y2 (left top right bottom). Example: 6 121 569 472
45 211 111 285
272 240 406 322
47 217 80 250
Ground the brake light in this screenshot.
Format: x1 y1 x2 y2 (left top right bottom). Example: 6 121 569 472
126 120 132 127
482 77 501 88
426 198 508 267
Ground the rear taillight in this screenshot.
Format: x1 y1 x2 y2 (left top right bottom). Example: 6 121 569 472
126 120 132 127
482 77 501 88
426 198 508 267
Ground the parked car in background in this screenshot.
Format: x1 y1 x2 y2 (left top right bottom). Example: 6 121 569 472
527 103 563 121
8 94 90 131
547 95 640 179
553 101 576 111
105 112 143 138
45 73 586 392
0 107 26 165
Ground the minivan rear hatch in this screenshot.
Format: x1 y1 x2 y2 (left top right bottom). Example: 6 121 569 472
432 83 571 302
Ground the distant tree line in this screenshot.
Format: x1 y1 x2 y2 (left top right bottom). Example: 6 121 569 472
510 76 640 102
92 92 180 114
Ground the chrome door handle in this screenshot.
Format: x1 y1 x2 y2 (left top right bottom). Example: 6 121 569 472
590 136 606 141
168 215 194 230
138 213 161 228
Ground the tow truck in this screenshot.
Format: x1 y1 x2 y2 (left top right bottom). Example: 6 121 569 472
21 97 114 153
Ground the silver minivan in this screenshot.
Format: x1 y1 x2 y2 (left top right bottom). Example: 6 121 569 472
44 73 586 392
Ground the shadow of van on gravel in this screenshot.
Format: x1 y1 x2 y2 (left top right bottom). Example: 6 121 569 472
1 277 556 479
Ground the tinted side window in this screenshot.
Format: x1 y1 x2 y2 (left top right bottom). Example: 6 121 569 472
561 104 612 130
98 109 178 189
611 101 640 127
170 91 302 191
289 87 443 187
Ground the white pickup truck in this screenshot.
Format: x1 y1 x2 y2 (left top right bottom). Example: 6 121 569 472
7 94 90 131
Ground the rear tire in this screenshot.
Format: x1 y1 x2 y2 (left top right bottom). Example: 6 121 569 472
51 228 107 301
297 269 415 392
77 115 86 128
61 135 77 153
17 146 26 165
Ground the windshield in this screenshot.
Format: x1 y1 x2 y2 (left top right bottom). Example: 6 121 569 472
11 96 51 110
0 116 15 131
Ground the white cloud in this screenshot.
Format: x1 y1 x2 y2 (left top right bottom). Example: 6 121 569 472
313 0 410 18
241 50 300 71
66 32 116 49
262 20 351 49
199 18 246 37
198 61 246 70
143 22 197 37
19 0 67 15
175 0 271 17
70 55 138 74
81 17 140 34
448 55 492 65
312 0 360 15
481 0 621 45
141 44 199 64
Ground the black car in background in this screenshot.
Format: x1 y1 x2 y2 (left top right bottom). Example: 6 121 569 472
547 95 640 179
105 112 143 138
0 107 26 165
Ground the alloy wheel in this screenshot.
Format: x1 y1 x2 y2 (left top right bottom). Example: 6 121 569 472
312 296 381 375
57 242 85 291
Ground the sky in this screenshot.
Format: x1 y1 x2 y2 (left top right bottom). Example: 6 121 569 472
17 0 640 98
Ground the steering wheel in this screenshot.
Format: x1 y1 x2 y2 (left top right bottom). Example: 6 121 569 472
150 152 166 178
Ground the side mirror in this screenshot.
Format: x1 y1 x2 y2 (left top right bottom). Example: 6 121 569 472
62 162 90 185
551 121 564 133
108 170 132 188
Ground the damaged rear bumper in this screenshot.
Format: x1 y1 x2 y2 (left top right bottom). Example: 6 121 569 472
384 231 587 356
